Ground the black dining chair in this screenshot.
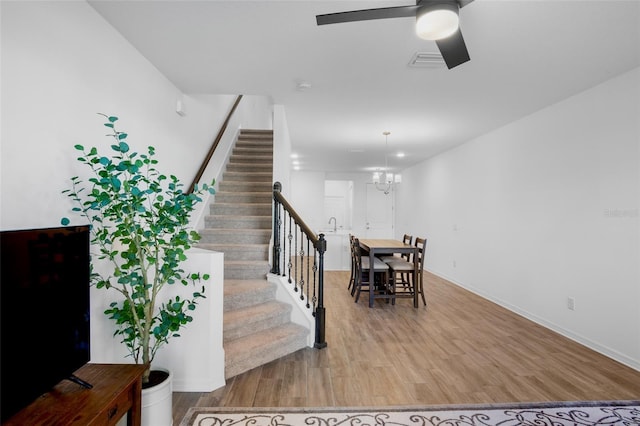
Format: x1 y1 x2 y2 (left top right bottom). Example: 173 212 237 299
351 237 392 303
348 234 372 296
347 234 356 294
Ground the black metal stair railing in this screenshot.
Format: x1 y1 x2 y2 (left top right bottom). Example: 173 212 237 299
271 182 327 349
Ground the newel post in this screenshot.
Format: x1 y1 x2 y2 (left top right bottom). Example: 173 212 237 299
271 182 282 275
314 234 327 349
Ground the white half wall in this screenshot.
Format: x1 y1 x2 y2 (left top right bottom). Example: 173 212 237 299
152 249 225 392
89 249 225 391
396 67 640 370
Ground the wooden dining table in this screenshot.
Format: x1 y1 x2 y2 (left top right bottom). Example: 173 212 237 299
358 238 419 308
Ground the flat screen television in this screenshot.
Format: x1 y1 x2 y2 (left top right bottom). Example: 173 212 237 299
0 225 91 421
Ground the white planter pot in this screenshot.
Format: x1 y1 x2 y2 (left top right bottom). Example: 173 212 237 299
142 367 173 426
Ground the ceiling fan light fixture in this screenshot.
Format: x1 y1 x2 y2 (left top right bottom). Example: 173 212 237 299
416 2 459 41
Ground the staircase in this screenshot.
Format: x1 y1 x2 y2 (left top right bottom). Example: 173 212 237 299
198 129 309 379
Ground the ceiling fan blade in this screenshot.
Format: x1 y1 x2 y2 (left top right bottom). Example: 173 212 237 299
316 5 419 26
458 0 475 8
435 28 470 69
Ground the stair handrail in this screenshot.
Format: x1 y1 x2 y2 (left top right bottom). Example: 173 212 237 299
272 182 327 349
187 94 243 194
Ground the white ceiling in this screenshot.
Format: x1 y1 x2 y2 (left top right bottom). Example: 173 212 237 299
88 0 640 174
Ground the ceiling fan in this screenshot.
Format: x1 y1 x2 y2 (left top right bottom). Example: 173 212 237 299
316 0 475 69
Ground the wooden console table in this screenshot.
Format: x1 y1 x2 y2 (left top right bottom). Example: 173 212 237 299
4 363 147 426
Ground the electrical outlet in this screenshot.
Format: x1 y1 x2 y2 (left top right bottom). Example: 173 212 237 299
567 297 575 311
452 260 457 268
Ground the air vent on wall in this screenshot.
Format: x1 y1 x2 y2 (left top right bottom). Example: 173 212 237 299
408 52 446 68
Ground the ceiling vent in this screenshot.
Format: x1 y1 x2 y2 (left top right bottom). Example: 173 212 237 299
408 52 446 68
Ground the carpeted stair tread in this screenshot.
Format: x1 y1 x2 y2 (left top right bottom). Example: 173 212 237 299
211 202 271 207
214 192 272 203
198 243 268 261
208 214 270 218
230 159 271 164
221 172 272 182
225 164 272 172
218 182 272 191
224 323 309 379
225 323 307 356
199 243 268 250
223 279 276 311
232 149 273 156
225 261 270 280
214 191 272 197
198 229 271 244
223 300 292 342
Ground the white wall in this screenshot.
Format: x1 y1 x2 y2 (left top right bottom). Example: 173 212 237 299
0 1 235 389
290 171 326 232
238 95 273 131
1 1 222 230
273 105 292 197
396 67 640 370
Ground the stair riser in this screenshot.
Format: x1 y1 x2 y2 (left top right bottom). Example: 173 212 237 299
238 131 273 137
235 140 273 148
224 329 308 379
221 172 272 183
205 216 271 230
224 306 292 342
225 264 270 280
218 181 272 192
224 284 275 312
237 136 273 143
226 164 272 173
231 144 273 157
229 158 273 166
215 192 272 203
210 204 271 216
238 135 272 138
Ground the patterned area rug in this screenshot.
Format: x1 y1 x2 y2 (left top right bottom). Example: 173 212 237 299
180 400 640 426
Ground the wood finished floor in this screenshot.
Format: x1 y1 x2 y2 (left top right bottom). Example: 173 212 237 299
172 270 640 422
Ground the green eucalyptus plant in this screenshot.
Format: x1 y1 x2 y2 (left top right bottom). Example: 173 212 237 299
62 114 215 385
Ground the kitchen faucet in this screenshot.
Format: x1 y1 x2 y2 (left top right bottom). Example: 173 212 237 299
328 216 337 232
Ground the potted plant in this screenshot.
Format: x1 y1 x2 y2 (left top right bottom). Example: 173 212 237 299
61 114 215 423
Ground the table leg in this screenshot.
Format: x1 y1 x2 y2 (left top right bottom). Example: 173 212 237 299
369 250 375 308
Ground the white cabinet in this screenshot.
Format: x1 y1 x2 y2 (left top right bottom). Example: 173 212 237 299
320 232 350 271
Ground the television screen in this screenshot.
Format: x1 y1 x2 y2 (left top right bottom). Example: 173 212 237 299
0 225 91 421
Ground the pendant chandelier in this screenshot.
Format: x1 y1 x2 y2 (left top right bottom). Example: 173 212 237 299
373 131 394 194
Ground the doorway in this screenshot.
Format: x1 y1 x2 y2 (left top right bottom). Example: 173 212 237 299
365 183 394 238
